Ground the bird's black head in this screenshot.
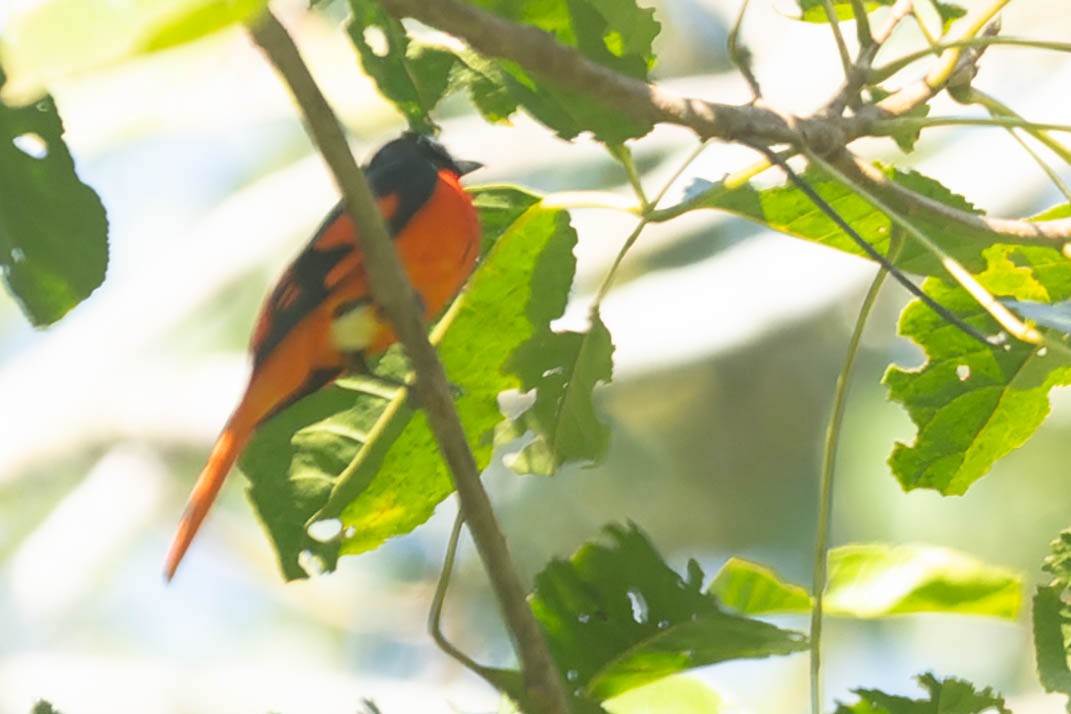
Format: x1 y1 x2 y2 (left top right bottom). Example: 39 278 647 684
363 133 481 235
366 132 482 180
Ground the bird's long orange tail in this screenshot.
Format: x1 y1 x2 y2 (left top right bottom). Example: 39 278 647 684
163 412 255 581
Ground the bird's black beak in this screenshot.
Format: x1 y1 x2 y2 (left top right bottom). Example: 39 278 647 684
455 159 483 176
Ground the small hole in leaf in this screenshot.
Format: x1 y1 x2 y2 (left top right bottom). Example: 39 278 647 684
577 612 591 623
656 619 671 629
566 669 580 682
363 26 390 57
308 518 343 542
956 364 970 381
344 526 357 538
1038 347 1049 357
298 549 323 574
10 247 26 263
13 133 48 159
627 589 648 624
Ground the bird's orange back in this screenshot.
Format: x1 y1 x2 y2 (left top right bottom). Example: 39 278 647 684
164 133 482 580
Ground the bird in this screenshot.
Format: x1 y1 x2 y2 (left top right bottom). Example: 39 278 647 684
164 132 483 581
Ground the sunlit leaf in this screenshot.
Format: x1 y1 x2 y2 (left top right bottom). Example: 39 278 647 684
529 523 807 701
0 65 108 326
834 673 1010 714
885 245 1071 494
1033 528 1071 706
708 557 812 615
140 0 267 53
824 544 1021 619
688 166 1002 277
796 0 896 22
711 545 1020 619
0 0 265 102
604 675 723 714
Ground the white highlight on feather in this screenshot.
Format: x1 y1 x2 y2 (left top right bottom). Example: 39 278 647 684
330 302 379 351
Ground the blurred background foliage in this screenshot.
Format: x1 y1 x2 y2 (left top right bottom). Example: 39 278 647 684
1 0 1070 712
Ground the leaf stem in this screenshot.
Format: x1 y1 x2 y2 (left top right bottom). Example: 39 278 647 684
872 115 1071 135
811 232 899 714
609 144 651 211
869 36 1071 83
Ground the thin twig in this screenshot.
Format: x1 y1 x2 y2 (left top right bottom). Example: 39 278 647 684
728 0 761 98
826 0 912 115
869 36 1071 83
952 87 1071 202
811 234 898 714
245 11 571 714
848 0 873 50
429 511 491 677
820 0 855 78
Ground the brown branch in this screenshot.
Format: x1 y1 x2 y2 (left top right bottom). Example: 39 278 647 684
245 11 572 714
378 0 818 145
381 0 1071 248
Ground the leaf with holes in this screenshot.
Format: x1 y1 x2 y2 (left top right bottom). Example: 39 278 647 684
834 673 1010 714
498 308 614 476
0 64 107 326
529 523 807 702
241 188 593 578
885 244 1071 495
346 0 459 133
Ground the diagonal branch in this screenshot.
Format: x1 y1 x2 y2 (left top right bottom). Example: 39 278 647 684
245 11 571 714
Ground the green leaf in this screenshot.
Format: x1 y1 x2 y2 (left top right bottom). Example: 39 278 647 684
0 0 266 100
824 544 1021 619
604 675 723 714
529 523 808 701
690 166 1000 277
499 308 614 475
835 673 1010 714
711 545 1020 620
241 188 595 577
1033 528 1071 705
884 244 1071 494
346 0 459 133
708 557 812 615
350 0 660 142
797 0 895 22
31 702 63 714
139 0 268 53
933 2 968 29
0 64 108 326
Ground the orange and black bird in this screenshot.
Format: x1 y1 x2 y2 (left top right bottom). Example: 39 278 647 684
164 133 482 580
